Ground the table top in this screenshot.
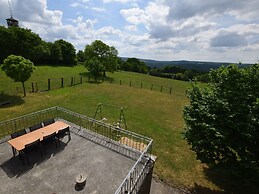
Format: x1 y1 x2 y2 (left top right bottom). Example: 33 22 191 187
8 121 69 151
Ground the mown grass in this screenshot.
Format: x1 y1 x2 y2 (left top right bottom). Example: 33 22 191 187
1 65 256 193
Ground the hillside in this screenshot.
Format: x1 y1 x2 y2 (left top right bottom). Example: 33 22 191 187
1 66 257 193
121 57 252 72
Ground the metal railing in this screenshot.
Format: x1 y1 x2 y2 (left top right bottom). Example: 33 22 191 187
0 106 153 193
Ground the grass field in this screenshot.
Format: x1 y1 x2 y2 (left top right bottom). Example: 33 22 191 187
1 65 257 193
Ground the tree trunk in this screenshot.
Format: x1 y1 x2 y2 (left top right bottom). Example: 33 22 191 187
22 82 26 97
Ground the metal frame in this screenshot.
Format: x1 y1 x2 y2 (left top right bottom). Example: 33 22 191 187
93 103 128 130
0 106 153 194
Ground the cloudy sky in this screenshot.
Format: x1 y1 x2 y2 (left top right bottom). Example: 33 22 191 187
0 0 259 63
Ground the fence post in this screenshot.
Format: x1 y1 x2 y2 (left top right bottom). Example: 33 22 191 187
151 84 153 90
61 78 64 88
71 77 73 86
130 81 131 87
160 86 163 93
170 87 172 94
80 77 83 84
31 82 34 92
48 79 50 90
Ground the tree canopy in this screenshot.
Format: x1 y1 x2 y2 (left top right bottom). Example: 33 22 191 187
183 64 259 169
1 55 36 96
84 40 118 77
0 26 76 66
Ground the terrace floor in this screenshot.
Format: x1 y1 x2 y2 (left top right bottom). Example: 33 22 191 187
0 124 137 194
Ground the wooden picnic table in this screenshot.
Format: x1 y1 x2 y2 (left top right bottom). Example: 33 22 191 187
8 121 69 152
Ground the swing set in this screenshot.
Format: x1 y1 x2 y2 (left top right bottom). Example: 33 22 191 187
93 103 127 130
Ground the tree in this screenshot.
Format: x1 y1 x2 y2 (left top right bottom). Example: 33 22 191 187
0 26 46 63
183 64 259 169
54 39 76 66
126 58 148 73
1 55 36 96
76 50 86 63
85 57 103 81
84 40 118 77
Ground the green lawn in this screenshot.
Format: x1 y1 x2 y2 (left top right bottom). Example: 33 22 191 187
1 65 252 192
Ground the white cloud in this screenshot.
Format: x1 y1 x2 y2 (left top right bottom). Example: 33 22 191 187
14 0 63 25
120 8 146 25
0 0 258 63
125 25 137 31
103 0 138 3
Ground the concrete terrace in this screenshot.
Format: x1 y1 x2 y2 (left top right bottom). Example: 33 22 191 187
0 124 138 194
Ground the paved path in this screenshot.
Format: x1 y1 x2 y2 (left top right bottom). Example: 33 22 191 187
151 177 187 194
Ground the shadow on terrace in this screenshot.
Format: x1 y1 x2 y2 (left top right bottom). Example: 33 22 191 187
0 107 154 194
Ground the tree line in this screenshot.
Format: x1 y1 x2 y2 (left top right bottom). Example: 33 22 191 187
149 65 209 82
0 25 209 82
0 26 76 66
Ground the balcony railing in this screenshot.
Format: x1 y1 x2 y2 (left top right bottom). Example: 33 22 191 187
0 106 153 194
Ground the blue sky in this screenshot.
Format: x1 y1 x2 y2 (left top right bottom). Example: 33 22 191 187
0 0 259 63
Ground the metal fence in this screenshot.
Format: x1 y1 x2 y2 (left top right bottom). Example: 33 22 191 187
0 106 153 193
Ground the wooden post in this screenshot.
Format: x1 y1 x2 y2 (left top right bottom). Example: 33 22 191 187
48 79 50 90
160 86 163 93
71 77 73 86
80 77 83 84
61 78 64 88
130 81 131 87
31 83 34 92
151 84 153 90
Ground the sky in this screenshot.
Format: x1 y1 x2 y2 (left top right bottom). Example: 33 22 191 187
0 0 259 63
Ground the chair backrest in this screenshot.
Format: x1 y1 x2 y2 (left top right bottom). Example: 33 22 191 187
43 132 56 141
29 123 42 132
25 139 40 149
57 126 69 138
11 129 26 139
43 118 55 126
